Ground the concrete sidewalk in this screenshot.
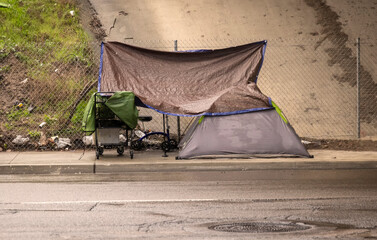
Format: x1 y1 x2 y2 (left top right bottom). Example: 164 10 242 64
0 149 377 174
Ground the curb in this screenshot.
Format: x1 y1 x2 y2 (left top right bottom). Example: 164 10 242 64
94 160 377 173
2 160 377 175
0 164 94 175
1 150 377 175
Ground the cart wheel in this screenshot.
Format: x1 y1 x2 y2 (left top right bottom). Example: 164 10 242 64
117 146 124 155
130 150 134 159
131 140 143 151
161 141 170 152
98 147 104 156
169 139 178 149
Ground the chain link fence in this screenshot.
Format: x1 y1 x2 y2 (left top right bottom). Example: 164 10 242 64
0 40 99 150
0 37 376 151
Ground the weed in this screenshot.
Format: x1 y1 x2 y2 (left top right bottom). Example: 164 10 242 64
7 106 30 121
14 51 29 63
0 51 8 61
27 130 41 139
4 123 13 130
44 114 57 125
0 65 10 73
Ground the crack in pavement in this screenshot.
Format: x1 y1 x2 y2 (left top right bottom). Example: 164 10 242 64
9 152 20 164
88 202 99 211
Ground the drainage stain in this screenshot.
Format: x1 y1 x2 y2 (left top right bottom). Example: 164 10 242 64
208 222 311 233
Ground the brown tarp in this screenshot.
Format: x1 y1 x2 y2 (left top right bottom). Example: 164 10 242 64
100 41 271 116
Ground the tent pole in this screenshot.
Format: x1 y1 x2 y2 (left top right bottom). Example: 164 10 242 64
174 40 181 143
356 37 360 139
163 114 166 134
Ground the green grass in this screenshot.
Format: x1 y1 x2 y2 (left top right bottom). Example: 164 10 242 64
0 0 89 53
0 0 92 76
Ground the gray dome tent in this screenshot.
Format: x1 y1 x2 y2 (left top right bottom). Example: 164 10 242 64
177 109 310 159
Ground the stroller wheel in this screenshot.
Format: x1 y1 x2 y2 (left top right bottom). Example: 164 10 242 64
98 147 104 156
131 140 143 151
117 146 124 155
96 150 100 159
161 141 170 152
169 139 178 149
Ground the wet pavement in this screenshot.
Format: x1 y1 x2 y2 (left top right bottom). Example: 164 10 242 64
0 169 376 239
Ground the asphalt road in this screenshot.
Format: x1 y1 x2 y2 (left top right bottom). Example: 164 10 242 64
1 169 377 239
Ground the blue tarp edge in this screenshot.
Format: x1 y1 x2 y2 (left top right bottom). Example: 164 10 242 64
143 103 274 117
255 40 267 84
97 42 104 91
